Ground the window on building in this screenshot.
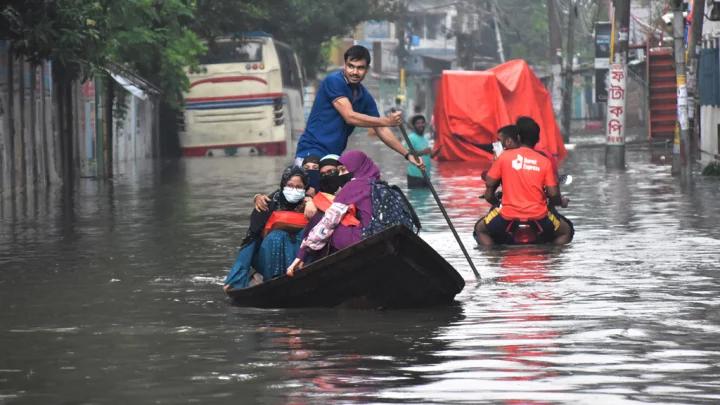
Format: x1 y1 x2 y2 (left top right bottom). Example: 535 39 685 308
411 15 424 38
426 14 444 40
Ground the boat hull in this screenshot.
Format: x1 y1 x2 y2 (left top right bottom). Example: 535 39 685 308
226 225 465 309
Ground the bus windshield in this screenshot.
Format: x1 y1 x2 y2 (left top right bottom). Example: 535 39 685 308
200 40 263 64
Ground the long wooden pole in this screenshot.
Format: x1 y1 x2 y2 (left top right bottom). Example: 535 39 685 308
397 121 481 280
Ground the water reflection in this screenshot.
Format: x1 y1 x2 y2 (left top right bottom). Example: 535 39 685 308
434 160 492 232
2 139 720 404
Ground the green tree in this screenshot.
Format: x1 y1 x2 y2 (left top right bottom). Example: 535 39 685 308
193 0 388 77
1 0 204 105
99 0 205 106
1 0 104 76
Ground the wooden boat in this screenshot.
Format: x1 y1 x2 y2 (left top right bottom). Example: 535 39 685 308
225 225 465 308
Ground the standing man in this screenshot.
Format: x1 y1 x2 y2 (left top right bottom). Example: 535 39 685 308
405 115 438 188
295 45 423 169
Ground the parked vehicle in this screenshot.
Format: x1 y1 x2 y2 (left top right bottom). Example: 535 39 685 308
180 33 305 157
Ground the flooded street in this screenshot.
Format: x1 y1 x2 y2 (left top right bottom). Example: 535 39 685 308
2 134 720 404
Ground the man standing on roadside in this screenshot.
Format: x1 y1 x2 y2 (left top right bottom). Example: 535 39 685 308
295 45 424 169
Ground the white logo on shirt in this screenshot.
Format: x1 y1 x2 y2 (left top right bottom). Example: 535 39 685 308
511 154 540 172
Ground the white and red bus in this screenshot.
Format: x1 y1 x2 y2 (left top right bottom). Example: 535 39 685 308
180 33 305 157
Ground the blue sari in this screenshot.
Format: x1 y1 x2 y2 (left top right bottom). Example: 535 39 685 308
224 230 302 289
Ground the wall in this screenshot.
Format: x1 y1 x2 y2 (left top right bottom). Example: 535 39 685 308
0 40 159 199
0 41 62 194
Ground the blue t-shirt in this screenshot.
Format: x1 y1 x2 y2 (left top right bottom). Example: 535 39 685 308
296 70 380 158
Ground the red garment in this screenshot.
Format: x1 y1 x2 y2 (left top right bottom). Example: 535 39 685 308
534 145 558 177
486 147 557 221
312 192 360 226
262 211 308 237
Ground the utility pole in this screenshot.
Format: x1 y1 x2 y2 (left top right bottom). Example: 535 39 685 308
605 0 631 169
671 0 691 177
491 1 505 63
686 0 704 161
561 0 576 143
547 0 563 119
395 0 409 110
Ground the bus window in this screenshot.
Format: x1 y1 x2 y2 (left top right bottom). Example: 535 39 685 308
200 40 263 64
276 42 302 90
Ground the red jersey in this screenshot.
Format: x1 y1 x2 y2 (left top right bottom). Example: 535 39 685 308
486 146 557 220
534 145 559 178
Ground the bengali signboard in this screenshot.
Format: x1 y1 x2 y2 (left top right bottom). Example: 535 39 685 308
606 63 626 145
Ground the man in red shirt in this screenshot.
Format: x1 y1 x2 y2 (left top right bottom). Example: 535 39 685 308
474 120 573 246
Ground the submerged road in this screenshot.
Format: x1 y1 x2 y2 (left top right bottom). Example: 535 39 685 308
1 133 720 404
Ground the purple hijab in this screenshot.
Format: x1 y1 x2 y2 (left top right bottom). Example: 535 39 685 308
331 150 381 249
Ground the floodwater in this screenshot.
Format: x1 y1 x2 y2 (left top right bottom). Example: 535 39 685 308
1 134 720 404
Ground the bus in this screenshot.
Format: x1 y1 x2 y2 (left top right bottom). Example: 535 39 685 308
180 33 305 157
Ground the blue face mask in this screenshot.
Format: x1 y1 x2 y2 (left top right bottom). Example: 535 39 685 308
306 170 320 189
282 187 305 203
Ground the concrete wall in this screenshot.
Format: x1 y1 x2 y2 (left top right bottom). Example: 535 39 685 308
0 41 62 194
113 93 159 163
0 40 159 198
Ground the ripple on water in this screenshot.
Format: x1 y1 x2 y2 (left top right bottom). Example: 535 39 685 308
1 141 720 403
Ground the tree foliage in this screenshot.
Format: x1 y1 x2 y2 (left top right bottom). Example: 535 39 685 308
1 0 205 106
1 0 390 101
193 0 389 77
494 0 605 66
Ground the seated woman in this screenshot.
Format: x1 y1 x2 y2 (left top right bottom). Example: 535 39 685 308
303 154 350 220
301 155 321 196
319 154 340 176
253 156 321 212
286 150 380 276
223 166 309 291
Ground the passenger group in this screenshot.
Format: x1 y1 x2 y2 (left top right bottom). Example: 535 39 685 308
223 44 573 291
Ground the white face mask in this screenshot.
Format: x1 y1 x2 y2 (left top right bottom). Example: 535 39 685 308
282 187 305 203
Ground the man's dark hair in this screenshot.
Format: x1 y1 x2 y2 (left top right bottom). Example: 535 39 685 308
344 45 371 65
410 114 426 127
516 116 540 147
498 124 519 143
302 155 320 167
